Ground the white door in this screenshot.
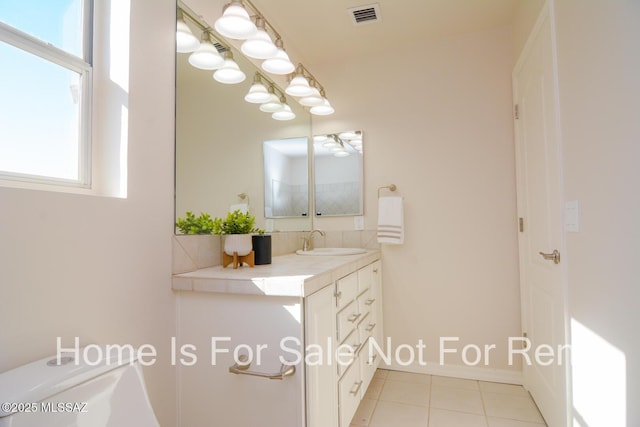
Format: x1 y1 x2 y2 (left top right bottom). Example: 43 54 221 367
513 3 569 427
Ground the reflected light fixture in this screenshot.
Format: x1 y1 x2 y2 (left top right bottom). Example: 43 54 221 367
241 16 278 59
188 32 224 70
272 96 296 120
299 82 324 107
213 51 246 84
261 39 295 75
260 86 284 112
176 11 200 53
214 1 257 40
244 73 271 103
334 149 350 157
286 66 314 97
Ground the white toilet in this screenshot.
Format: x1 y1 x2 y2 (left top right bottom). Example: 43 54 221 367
0 347 160 426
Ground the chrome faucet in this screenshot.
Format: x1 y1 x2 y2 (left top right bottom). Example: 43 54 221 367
302 229 325 251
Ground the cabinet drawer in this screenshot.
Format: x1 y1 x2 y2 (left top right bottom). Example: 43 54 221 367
357 287 374 320
337 329 359 378
359 338 378 398
338 357 362 427
357 263 372 294
336 271 358 310
358 312 377 344
337 300 360 343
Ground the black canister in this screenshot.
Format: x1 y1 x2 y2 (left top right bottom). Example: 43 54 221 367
252 235 272 265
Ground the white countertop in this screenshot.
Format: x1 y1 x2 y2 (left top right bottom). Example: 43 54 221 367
172 250 380 297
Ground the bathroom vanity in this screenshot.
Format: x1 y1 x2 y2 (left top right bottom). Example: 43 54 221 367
172 251 383 427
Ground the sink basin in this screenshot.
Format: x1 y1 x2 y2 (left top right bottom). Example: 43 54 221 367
296 247 367 256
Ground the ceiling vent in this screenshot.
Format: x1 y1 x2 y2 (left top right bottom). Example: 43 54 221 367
348 3 381 25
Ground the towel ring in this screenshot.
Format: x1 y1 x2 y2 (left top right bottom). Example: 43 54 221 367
378 184 397 198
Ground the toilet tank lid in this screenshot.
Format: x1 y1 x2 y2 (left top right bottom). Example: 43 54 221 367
0 345 141 417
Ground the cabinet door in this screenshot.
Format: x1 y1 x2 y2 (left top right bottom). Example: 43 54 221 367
305 285 338 427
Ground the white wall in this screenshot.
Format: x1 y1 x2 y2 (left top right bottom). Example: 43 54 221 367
313 26 522 379
0 0 177 424
553 0 640 425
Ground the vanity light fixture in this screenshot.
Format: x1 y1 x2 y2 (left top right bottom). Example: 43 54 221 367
244 73 271 103
286 66 314 97
258 85 286 113
214 1 257 40
188 32 225 70
272 96 296 121
299 81 325 107
241 16 278 59
334 150 350 157
261 38 295 75
310 95 335 116
176 10 200 53
213 51 246 84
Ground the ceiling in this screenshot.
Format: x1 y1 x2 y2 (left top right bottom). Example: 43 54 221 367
250 0 519 68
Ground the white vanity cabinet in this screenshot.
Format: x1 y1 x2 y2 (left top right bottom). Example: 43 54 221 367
174 253 382 427
307 259 383 427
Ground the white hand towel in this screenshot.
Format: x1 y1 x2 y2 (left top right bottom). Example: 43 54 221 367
377 196 404 244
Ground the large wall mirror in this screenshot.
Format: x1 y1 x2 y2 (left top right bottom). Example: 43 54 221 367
175 1 312 232
313 131 364 216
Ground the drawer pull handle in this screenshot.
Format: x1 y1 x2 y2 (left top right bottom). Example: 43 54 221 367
365 298 376 306
349 380 364 395
373 268 378 273
347 313 362 323
334 291 342 299
352 343 361 354
365 323 377 332
368 354 378 365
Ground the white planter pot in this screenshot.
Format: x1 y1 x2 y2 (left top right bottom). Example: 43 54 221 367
224 234 252 256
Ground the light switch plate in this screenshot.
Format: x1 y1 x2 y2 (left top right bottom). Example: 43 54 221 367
565 200 580 232
354 216 365 230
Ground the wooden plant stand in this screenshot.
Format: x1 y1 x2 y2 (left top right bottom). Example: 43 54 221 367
223 251 255 269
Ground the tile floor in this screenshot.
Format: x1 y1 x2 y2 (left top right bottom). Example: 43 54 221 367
350 370 547 427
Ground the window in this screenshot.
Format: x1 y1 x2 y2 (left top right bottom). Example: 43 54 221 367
0 0 92 187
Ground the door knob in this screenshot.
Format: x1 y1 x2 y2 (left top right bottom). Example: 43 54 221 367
539 249 560 264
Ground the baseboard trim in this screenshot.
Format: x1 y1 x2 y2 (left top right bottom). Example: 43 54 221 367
384 361 523 385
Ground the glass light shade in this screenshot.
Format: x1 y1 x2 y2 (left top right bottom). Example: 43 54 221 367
259 94 283 112
188 41 224 70
338 131 358 140
176 19 199 53
213 59 246 84
272 103 295 121
299 87 324 107
261 48 295 75
330 145 345 152
313 135 328 143
322 139 339 148
214 2 257 40
244 82 271 103
334 150 350 157
241 28 278 59
285 75 314 97
310 98 335 115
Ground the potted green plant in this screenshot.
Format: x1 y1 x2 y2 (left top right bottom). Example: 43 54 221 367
212 210 262 257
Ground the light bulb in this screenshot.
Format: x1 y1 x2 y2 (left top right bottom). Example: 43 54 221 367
241 18 278 59
214 1 257 40
176 17 199 53
261 40 295 75
245 82 271 103
286 75 314 97
214 55 246 84
310 98 335 115
188 39 224 70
